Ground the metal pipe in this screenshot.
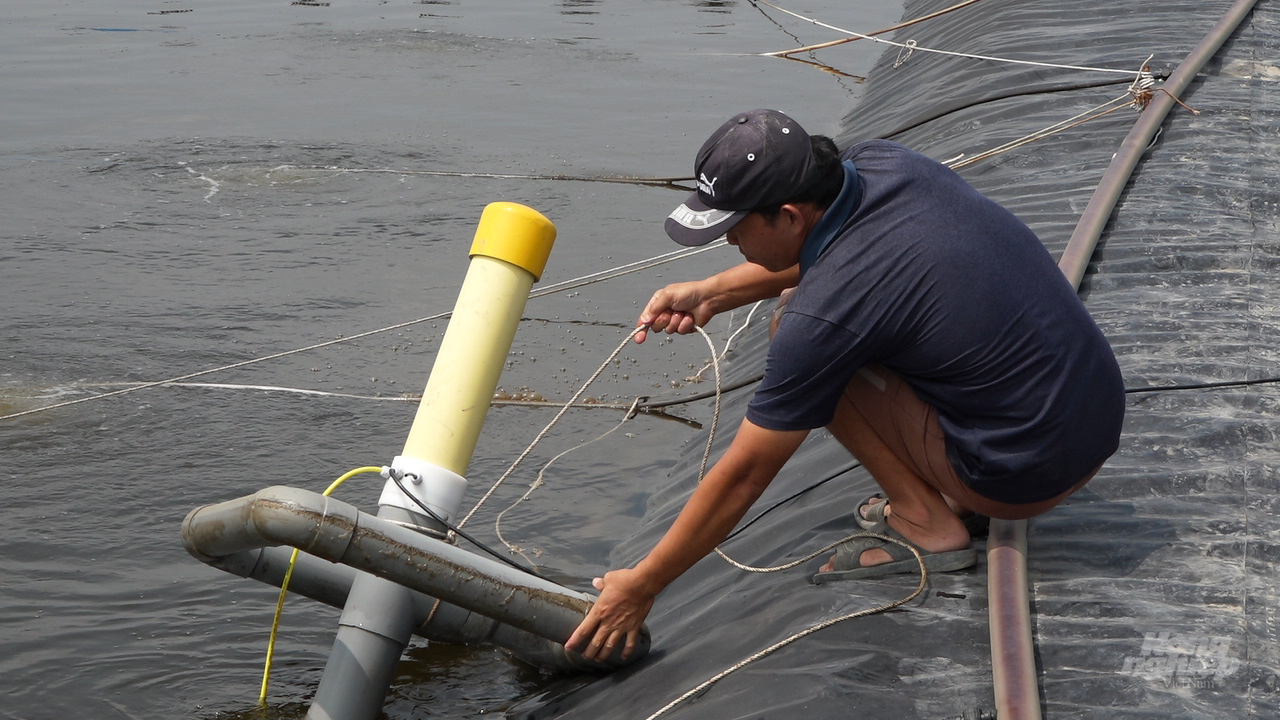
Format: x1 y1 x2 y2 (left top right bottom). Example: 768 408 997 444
987 3 1259 717
181 485 648 669
1059 0 1260 288
987 519 1040 720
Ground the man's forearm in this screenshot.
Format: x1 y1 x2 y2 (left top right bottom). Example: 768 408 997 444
631 419 807 593
704 262 800 315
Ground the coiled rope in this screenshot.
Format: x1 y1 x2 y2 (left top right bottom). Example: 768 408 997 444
642 534 926 720
653 328 929 720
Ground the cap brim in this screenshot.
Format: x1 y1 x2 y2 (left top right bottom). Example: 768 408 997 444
664 192 748 247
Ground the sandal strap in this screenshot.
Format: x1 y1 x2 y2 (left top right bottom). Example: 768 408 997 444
855 493 889 531
831 530 919 570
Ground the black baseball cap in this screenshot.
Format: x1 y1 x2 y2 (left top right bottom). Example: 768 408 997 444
664 109 818 246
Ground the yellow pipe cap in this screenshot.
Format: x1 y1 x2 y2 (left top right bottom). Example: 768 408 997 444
469 202 557 281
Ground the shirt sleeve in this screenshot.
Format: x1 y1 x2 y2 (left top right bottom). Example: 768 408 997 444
745 312 874 431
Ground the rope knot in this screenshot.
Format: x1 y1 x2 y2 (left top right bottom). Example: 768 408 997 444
1127 56 1158 111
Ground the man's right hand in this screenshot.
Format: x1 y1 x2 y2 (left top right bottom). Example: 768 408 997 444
635 280 715 344
633 262 800 343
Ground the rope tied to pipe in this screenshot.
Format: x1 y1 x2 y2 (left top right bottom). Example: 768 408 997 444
1126 55 1200 115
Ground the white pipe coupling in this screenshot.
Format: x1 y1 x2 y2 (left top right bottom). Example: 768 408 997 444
378 456 467 524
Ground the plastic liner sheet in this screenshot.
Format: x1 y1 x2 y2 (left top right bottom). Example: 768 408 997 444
510 1 1280 717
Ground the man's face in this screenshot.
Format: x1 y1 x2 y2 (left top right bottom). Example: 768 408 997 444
725 210 805 272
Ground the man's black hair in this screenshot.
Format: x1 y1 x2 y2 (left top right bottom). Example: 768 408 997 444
755 135 843 219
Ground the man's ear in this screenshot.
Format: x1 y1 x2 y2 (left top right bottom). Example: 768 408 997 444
778 203 808 239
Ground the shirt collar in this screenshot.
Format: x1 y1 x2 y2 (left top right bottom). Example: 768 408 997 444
799 160 860 275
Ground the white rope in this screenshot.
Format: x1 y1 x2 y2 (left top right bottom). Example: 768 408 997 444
0 310 451 422
642 531 927 720
468 314 732 564
481 313 751 562
757 0 1144 77
0 241 725 423
494 396 643 566
687 300 763 382
628 324 930 720
946 92 1136 170
281 165 693 187
690 327 724 481
719 301 763 357
457 328 646 529
683 322 861 575
35 381 410 402
530 241 727 300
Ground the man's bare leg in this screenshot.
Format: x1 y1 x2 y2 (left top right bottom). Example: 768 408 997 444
771 298 971 569
821 396 971 570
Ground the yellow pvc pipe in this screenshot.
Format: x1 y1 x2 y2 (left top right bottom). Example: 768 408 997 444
400 202 556 476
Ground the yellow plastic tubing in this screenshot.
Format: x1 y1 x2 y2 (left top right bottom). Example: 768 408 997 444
400 202 556 477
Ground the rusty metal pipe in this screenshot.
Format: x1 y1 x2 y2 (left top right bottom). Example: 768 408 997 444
987 3 1259 718
987 519 1040 720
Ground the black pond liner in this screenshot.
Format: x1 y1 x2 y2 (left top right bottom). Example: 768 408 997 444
509 1 1280 717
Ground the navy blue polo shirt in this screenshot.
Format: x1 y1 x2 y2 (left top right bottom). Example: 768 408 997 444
746 140 1124 503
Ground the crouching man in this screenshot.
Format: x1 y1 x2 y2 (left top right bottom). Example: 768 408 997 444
567 108 1124 662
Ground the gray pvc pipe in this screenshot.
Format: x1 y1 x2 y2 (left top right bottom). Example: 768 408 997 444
310 561 420 720
309 605 408 720
209 544 604 673
181 485 649 668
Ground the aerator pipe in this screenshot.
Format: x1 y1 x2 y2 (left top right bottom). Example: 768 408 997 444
181 485 647 668
308 202 558 720
200 544 623 673
988 3 1259 718
399 201 557 474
